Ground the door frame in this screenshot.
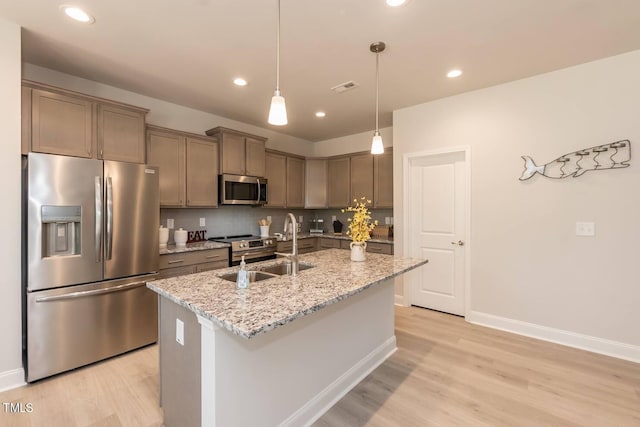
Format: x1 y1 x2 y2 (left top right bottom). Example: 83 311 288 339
401 145 472 317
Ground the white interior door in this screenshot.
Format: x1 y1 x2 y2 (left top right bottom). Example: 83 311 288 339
407 150 468 315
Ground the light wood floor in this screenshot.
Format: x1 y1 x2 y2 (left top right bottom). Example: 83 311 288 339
1 306 639 426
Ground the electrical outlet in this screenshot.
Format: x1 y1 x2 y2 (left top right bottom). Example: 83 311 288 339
176 319 184 345
167 219 174 229
385 217 390 225
199 218 206 227
267 216 272 223
576 222 595 236
299 215 303 223
390 217 394 225
331 215 337 222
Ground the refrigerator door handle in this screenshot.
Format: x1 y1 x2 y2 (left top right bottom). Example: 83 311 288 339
94 176 102 263
106 176 113 260
35 281 147 303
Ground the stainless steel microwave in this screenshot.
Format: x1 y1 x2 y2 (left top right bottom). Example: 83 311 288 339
219 174 267 205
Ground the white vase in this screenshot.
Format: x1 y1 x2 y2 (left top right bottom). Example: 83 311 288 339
350 241 367 262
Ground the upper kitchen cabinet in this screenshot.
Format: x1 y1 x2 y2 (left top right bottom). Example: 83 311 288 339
264 151 286 208
327 156 350 208
205 127 266 177
286 156 305 208
147 125 219 208
305 158 328 208
374 149 393 208
23 81 148 163
350 153 374 203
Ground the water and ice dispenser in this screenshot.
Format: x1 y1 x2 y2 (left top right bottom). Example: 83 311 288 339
41 205 81 257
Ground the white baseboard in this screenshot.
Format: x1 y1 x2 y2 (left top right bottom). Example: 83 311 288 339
282 336 397 427
0 368 25 393
466 311 640 363
394 294 407 306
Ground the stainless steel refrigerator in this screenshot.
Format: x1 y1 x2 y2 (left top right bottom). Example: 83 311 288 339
24 153 160 382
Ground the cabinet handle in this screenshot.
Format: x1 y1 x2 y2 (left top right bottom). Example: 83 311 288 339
167 259 184 264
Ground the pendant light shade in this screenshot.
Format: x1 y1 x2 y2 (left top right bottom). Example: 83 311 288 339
370 42 386 154
268 0 287 126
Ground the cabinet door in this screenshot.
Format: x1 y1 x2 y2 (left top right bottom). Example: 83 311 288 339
147 130 185 206
186 137 218 207
374 150 393 208
318 238 341 249
157 265 197 279
327 157 350 208
245 137 266 177
286 157 305 208
196 261 228 272
350 153 374 203
220 132 245 175
31 89 93 158
265 152 286 207
98 104 146 163
305 159 328 208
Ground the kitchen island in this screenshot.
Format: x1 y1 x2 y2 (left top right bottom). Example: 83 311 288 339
147 248 427 427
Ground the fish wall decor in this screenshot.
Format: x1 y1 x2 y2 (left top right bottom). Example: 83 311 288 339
519 140 631 180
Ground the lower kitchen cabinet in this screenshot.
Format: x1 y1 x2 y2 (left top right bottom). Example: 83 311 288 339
366 242 393 255
159 248 229 278
277 238 317 255
318 238 341 250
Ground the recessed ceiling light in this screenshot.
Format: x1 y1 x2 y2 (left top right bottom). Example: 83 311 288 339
233 78 248 86
386 0 407 6
315 111 326 118
60 5 95 23
447 69 463 78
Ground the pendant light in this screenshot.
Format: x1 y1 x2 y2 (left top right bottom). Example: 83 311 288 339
370 42 386 154
268 0 288 126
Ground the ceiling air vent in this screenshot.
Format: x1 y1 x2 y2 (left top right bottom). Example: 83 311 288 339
331 80 360 94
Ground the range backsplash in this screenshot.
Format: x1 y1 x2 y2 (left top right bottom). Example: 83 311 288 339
159 206 393 243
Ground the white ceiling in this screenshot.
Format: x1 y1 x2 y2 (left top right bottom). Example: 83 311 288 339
2 0 640 142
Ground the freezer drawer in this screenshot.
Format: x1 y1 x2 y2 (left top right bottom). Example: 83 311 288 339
26 274 158 382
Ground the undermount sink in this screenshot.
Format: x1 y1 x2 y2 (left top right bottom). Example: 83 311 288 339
218 270 278 284
258 262 315 276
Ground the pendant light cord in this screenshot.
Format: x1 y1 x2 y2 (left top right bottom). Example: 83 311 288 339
276 0 281 93
375 51 379 132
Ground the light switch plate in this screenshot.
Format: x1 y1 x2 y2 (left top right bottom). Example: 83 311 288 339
299 215 303 223
167 219 174 229
176 319 184 345
199 218 206 227
385 217 390 225
267 216 272 223
331 215 337 222
576 222 595 236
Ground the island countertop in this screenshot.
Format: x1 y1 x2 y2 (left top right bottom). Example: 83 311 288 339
147 248 427 339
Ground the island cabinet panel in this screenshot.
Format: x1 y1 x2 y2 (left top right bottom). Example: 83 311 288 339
265 152 286 207
185 137 219 207
206 127 267 177
31 88 94 158
305 159 328 208
97 104 146 163
318 238 341 249
147 128 185 207
147 125 219 208
286 156 305 208
350 153 374 202
374 149 393 208
159 297 201 427
327 157 351 208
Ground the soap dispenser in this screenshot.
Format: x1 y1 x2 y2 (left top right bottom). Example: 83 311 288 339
236 255 249 289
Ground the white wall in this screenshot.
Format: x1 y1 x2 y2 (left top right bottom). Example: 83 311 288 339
394 50 640 357
312 127 392 157
23 64 315 157
0 18 24 391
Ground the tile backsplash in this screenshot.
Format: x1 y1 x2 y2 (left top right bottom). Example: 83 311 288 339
159 206 393 243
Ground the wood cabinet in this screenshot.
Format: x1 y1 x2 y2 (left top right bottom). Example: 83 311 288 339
23 81 148 163
147 125 218 208
366 242 393 255
286 157 305 208
159 248 229 278
265 152 286 208
206 127 266 177
374 149 393 208
305 159 328 208
350 153 374 203
318 238 341 249
277 238 317 255
327 157 351 208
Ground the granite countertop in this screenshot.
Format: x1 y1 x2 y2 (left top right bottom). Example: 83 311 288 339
278 233 394 245
160 241 230 255
147 249 427 339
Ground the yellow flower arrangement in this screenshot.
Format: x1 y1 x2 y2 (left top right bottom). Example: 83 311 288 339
341 197 378 243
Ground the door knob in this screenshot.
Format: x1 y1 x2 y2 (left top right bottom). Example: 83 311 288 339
451 240 464 246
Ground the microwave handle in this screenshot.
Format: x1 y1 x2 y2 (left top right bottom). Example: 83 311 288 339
256 178 261 203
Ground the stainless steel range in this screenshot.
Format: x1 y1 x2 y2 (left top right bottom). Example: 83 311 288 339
208 235 276 266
